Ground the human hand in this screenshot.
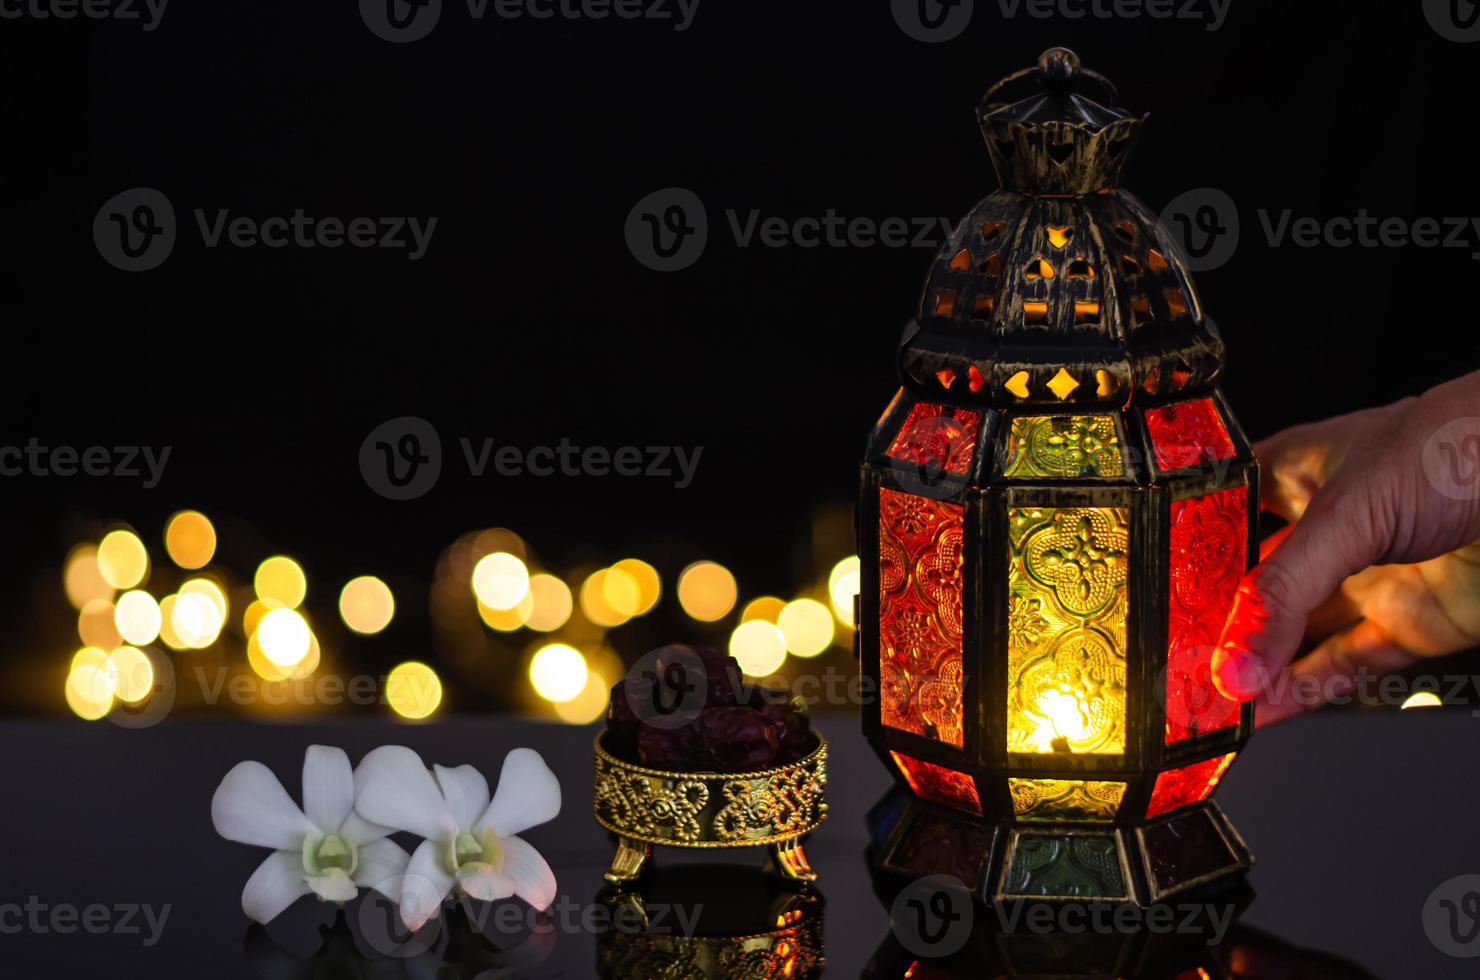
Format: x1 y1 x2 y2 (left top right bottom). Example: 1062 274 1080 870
1211 371 1480 724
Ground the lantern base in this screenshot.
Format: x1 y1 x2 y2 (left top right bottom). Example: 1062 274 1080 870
865 788 1253 908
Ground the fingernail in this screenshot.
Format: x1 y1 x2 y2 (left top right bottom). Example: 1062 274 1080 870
1213 642 1262 702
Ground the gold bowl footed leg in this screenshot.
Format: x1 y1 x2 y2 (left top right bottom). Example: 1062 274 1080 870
770 839 817 882
605 837 651 883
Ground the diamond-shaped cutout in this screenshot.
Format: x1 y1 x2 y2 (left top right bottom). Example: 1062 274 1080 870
1047 368 1080 400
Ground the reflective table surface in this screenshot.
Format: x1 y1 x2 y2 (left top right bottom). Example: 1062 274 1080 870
5 710 1476 977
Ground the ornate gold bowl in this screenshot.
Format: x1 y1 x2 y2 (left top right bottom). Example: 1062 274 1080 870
592 732 829 882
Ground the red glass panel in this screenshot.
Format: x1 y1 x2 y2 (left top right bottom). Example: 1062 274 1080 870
890 750 982 816
879 488 965 746
1144 397 1236 471
1166 485 1247 743
886 402 981 477
1146 753 1236 818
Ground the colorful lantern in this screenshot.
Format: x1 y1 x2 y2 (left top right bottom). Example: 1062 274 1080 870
860 48 1255 905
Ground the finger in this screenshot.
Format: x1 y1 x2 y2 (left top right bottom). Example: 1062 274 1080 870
1252 403 1395 521
1258 523 1362 648
1212 479 1384 701
1254 619 1415 727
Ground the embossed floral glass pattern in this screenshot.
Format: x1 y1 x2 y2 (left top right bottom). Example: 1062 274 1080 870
1144 397 1236 472
1008 778 1126 823
1146 753 1236 818
879 487 966 747
890 751 982 816
1006 506 1130 755
1001 414 1125 479
1166 485 1247 743
1003 833 1126 898
886 402 981 477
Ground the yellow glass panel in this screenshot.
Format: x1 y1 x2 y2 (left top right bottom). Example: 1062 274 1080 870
1009 778 1126 823
1001 415 1124 479
1007 506 1130 755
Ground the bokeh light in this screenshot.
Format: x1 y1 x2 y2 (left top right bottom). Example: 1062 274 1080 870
106 646 154 704
677 561 737 622
157 595 186 649
256 607 311 667
579 569 632 628
65 655 116 721
78 599 123 650
165 510 217 569
171 591 224 648
97 530 148 590
247 630 320 682
778 598 834 658
553 668 610 724
471 552 530 611
741 596 786 624
828 555 861 628
386 661 442 720
63 545 112 610
113 590 162 646
242 599 278 638
529 643 589 702
339 576 395 635
729 620 787 676
525 574 573 632
1402 691 1443 710
478 591 534 631
255 556 307 609
611 558 661 615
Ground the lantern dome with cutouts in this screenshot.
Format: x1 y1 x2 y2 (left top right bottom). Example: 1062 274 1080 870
861 48 1256 907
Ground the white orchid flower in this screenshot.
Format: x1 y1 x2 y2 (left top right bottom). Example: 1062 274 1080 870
353 746 561 931
211 745 411 923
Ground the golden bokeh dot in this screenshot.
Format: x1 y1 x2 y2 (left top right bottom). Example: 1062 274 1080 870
113 590 162 646
106 646 154 704
158 595 187 649
64 545 113 610
172 592 224 648
1401 691 1443 710
165 510 217 569
525 574 573 632
828 555 861 628
601 567 642 618
65 662 115 720
478 591 534 632
256 607 311 667
78 599 123 650
778 598 835 658
740 596 786 624
255 556 307 609
471 552 530 611
529 643 589 703
677 561 737 622
339 576 395 635
242 598 279 638
97 530 149 590
729 620 787 677
611 559 661 615
553 669 610 724
386 661 442 720
579 570 632 628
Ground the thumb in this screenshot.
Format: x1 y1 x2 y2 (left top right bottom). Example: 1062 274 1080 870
1211 478 1384 701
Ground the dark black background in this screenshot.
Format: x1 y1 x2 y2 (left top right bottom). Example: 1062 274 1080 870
2 1 1474 708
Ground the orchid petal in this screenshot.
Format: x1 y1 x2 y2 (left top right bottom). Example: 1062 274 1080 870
454 864 516 903
213 761 316 851
355 838 412 903
241 850 311 924
354 746 458 843
433 764 490 833
400 838 455 933
474 748 561 839
306 868 358 903
302 745 355 835
338 809 392 848
499 835 557 911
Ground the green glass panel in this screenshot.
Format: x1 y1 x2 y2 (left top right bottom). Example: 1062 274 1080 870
1004 833 1126 898
1001 415 1125 479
